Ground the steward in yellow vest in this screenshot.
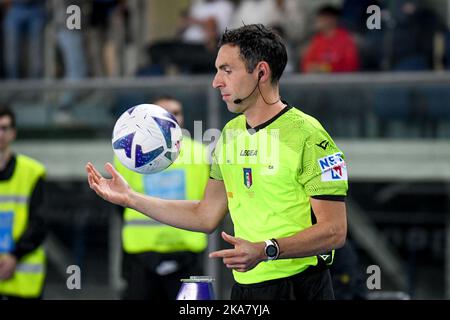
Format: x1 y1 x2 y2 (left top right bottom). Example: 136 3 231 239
0 107 47 299
115 97 209 300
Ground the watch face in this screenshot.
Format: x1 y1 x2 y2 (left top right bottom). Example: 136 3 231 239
266 245 277 257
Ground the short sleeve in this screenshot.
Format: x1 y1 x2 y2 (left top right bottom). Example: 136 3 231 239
298 131 348 197
209 147 223 180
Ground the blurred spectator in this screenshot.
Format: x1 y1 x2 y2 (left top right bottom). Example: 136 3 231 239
388 1 443 71
350 0 385 71
340 0 376 34
229 0 308 44
53 0 87 80
300 5 360 73
145 0 234 75
179 0 233 52
228 0 306 73
52 0 88 124
3 0 47 79
87 0 128 77
0 106 48 300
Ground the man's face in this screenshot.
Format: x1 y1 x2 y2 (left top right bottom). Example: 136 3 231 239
212 44 259 113
0 116 15 152
154 99 184 128
315 15 338 33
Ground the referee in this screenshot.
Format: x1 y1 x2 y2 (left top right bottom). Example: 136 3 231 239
87 24 348 300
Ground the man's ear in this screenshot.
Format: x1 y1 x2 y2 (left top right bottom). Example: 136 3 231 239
256 61 270 82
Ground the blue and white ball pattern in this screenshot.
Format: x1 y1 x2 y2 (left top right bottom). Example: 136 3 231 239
112 104 182 174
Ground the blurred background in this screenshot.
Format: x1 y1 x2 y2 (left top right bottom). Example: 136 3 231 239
1 0 450 299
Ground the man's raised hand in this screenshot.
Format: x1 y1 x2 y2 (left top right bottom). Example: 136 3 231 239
86 162 132 207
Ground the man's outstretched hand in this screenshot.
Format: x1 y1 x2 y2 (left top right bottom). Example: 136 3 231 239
86 162 132 207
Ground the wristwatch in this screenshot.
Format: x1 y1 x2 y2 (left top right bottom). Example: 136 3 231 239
264 239 280 261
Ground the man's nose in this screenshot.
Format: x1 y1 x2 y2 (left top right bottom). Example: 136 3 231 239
212 73 223 89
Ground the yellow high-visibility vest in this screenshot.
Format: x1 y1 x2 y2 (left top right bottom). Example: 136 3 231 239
115 137 210 253
0 155 46 298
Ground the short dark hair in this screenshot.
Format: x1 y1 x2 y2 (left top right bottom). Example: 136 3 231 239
317 5 341 18
0 106 16 128
218 24 287 84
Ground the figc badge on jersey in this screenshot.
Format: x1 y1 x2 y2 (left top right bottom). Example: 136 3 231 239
243 168 253 188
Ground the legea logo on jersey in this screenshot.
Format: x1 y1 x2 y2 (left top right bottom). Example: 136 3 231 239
318 153 348 182
218 128 280 170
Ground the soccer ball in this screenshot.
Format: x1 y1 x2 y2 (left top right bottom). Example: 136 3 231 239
112 104 183 174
